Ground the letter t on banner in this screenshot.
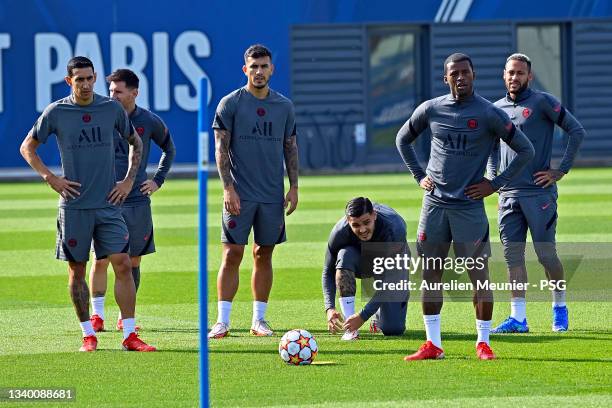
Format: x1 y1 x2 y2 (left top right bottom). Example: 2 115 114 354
198 77 209 407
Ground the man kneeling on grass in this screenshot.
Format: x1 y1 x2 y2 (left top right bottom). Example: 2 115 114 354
322 197 410 340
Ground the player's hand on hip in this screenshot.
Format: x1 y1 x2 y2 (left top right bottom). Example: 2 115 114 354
419 175 434 191
534 169 564 188
465 179 495 199
284 186 298 216
140 179 160 196
46 174 81 199
343 313 365 332
108 179 134 205
223 186 241 215
326 308 344 333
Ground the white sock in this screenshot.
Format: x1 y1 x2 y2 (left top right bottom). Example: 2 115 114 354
424 314 442 349
339 296 356 320
510 297 526 322
476 319 491 345
253 301 268 323
80 320 95 337
91 296 105 320
217 301 232 325
122 318 136 339
553 290 566 308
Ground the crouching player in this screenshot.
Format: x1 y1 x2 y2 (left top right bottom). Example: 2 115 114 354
323 197 409 340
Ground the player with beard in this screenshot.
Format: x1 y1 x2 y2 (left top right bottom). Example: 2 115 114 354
88 69 176 333
488 53 585 334
396 53 535 360
323 197 410 341
208 44 299 339
20 56 155 352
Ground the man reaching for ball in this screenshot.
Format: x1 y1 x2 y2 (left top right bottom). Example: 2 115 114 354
322 197 410 340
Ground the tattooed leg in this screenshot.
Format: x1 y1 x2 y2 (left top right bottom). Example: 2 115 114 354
335 269 356 297
68 261 90 322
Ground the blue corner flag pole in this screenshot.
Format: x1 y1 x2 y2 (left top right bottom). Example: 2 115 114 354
197 77 209 407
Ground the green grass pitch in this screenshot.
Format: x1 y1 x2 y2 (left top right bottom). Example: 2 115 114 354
0 170 611 407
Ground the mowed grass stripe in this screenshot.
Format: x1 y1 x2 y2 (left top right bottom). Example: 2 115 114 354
1 170 611 407
6 199 612 233
1 192 611 220
4 215 612 251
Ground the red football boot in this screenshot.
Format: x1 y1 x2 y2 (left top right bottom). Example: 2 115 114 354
404 341 445 361
476 342 496 360
79 335 98 352
90 314 105 332
122 332 156 352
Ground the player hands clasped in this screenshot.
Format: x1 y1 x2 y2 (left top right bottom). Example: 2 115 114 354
88 69 176 334
396 53 535 360
488 54 585 334
323 197 409 341
19 57 155 352
208 44 299 339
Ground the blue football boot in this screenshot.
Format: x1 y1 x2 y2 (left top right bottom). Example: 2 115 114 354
491 316 529 333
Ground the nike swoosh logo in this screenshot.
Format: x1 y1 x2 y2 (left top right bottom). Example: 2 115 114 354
541 203 551 210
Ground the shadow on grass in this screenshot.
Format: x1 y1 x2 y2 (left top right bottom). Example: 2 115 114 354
209 348 412 356
214 328 606 343
500 356 612 363
441 331 608 343
147 328 198 333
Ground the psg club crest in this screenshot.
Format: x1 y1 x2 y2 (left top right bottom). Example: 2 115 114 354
82 114 91 123
136 127 145 136
257 107 266 117
522 108 531 118
467 119 478 129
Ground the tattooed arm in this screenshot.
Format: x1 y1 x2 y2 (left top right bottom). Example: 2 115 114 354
108 128 143 205
283 133 299 215
215 128 240 215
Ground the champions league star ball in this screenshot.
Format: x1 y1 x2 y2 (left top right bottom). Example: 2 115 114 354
278 329 318 365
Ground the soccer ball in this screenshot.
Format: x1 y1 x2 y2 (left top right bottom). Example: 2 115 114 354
278 329 318 365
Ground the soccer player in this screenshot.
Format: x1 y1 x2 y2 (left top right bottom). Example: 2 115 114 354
488 53 585 334
19 56 155 352
323 197 410 341
88 69 176 332
207 44 299 339
396 53 535 360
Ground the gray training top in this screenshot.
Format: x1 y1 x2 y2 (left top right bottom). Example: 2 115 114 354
396 92 535 209
31 93 132 209
322 203 407 321
212 87 296 204
114 106 176 207
487 88 585 197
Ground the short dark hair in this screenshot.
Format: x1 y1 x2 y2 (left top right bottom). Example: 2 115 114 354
106 69 140 89
67 56 94 77
506 53 532 72
444 53 473 74
345 197 374 218
244 44 272 62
